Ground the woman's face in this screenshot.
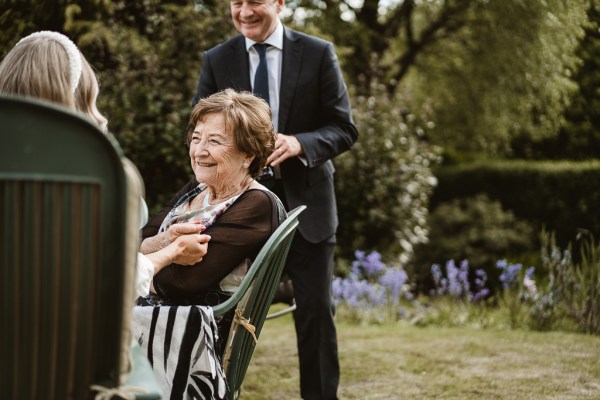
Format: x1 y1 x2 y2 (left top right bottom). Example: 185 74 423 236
189 113 249 189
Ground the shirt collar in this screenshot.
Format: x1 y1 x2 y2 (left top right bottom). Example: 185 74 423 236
245 19 284 51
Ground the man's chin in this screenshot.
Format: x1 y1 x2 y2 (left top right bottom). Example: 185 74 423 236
239 27 264 42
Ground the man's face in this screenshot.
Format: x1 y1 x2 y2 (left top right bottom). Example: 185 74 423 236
230 0 283 43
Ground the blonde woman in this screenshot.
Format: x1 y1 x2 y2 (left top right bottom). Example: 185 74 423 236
0 31 209 297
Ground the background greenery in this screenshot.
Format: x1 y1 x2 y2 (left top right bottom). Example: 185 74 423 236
4 3 600 396
1 0 599 291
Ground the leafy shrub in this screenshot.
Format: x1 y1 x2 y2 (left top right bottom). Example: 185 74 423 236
69 1 234 213
335 81 441 266
534 231 600 334
412 194 537 293
431 160 600 249
495 260 537 329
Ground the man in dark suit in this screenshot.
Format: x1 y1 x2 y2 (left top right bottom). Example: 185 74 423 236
193 1 358 398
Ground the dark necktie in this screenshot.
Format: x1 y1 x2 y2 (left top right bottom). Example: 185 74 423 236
253 43 270 105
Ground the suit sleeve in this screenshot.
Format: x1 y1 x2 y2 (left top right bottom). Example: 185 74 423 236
293 42 358 168
192 51 218 107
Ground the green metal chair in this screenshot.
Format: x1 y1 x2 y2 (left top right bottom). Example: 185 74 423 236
212 205 305 400
0 95 160 399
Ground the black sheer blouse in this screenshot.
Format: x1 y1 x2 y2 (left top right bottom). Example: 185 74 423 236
141 179 284 305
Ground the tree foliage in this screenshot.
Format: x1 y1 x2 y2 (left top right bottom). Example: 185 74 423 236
512 1 600 160
0 1 596 265
82 2 234 211
285 0 588 156
412 194 537 292
0 1 234 211
335 77 441 264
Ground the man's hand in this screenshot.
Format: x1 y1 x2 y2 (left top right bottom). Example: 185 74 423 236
267 133 303 166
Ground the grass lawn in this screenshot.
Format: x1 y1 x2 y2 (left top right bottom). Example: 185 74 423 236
240 312 600 399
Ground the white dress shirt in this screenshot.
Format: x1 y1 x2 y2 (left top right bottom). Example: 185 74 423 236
246 20 284 132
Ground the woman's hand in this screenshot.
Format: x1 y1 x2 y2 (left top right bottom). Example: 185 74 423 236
140 221 205 254
169 233 211 265
164 221 206 247
144 232 211 277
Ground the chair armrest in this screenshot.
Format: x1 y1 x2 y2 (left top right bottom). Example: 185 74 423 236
212 205 305 318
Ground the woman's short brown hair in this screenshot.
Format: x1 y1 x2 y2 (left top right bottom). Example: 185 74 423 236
187 89 277 178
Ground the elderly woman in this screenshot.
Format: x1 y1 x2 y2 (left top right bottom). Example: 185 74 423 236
139 88 285 308
133 89 285 400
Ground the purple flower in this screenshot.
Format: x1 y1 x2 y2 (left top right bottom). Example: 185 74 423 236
352 250 386 278
472 288 490 302
458 260 471 294
475 268 487 279
446 260 462 296
333 249 414 315
430 260 491 302
332 276 345 306
525 266 535 277
379 268 408 300
431 264 443 286
332 273 383 309
443 259 470 297
470 268 490 302
497 259 523 289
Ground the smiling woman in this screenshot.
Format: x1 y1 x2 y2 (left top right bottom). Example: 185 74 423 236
138 88 284 350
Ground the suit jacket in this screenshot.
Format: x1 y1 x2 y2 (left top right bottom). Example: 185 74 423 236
193 27 358 243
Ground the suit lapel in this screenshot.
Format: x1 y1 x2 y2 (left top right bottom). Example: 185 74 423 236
278 28 302 133
227 36 252 91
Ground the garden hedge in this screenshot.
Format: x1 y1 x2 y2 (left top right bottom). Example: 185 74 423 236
430 160 600 247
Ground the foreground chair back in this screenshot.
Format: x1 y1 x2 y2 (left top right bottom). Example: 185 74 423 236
212 205 305 400
0 95 159 399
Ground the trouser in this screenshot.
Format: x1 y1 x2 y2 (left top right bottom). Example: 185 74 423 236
287 233 340 400
260 176 340 400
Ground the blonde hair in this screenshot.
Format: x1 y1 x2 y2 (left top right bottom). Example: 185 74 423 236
76 58 108 132
0 32 108 131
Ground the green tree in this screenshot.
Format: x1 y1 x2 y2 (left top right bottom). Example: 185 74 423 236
511 1 600 160
0 1 234 211
75 1 235 211
0 1 593 265
285 0 588 155
77 1 234 211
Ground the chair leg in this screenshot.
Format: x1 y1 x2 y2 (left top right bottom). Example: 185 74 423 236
266 301 296 319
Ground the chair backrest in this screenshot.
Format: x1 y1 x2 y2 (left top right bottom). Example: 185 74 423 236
0 95 142 399
212 205 305 400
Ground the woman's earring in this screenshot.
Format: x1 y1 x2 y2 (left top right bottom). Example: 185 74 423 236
242 161 250 168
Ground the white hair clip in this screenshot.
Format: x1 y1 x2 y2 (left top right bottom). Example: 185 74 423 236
17 31 83 94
